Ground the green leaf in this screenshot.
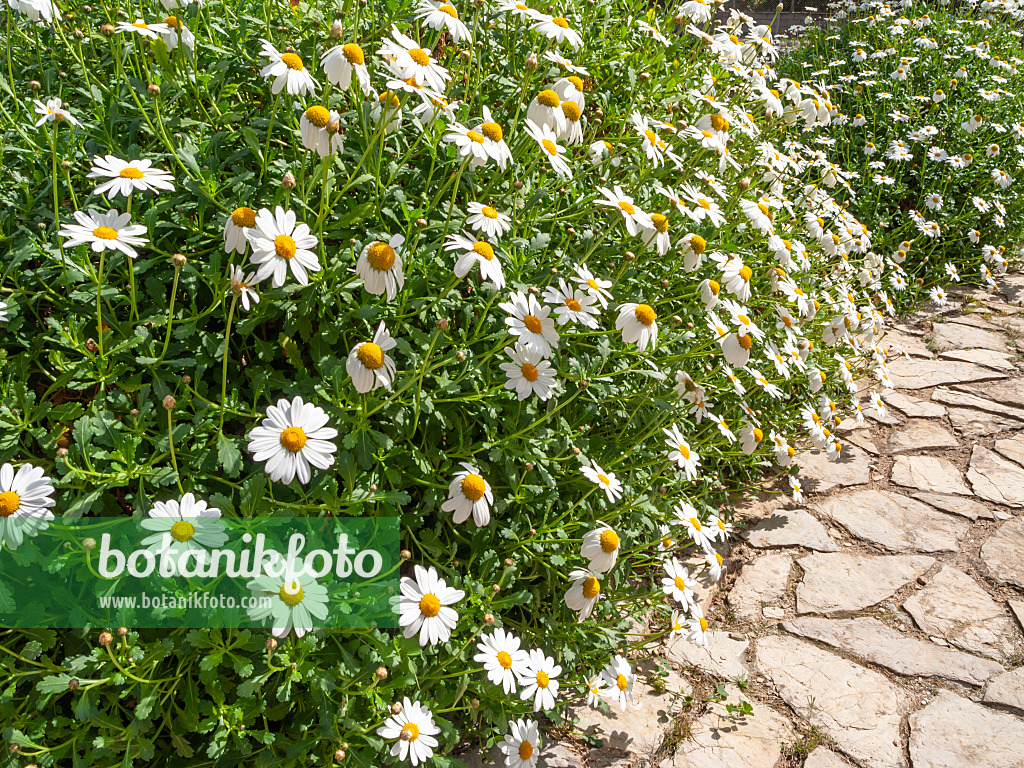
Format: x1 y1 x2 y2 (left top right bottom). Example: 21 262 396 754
216 432 243 477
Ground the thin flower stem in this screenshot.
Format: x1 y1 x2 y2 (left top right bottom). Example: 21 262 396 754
167 407 185 494
157 264 182 363
219 294 239 433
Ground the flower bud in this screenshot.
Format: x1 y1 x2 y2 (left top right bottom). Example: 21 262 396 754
334 750 346 762
162 394 176 410
68 678 80 690
739 177 751 191
483 613 494 625
266 637 278 651
282 171 297 190
172 253 187 269
147 83 160 96
436 318 449 330
100 22 115 36
671 315 683 326
504 558 514 567
118 627 128 636
457 350 466 361
525 53 538 70
391 702 403 715
82 537 97 551
330 19 344 38
98 631 113 646
524 462 533 471
572 446 580 455
400 549 412 560
30 80 41 90
471 698 480 708
86 338 98 352
416 217 427 227
74 28 84 38
376 666 388 679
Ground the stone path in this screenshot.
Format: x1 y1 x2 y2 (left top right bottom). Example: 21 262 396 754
538 277 1024 768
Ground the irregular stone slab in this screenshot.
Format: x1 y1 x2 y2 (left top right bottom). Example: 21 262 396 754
939 348 1016 372
932 387 1024 421
743 508 838 552
728 554 791 621
756 636 907 768
882 391 947 418
795 445 872 494
983 667 1024 713
890 455 970 496
903 566 1015 660
667 631 748 681
666 687 792 768
994 436 1024 468
946 406 1024 436
843 430 879 455
887 419 959 453
998 273 1024 305
967 446 1024 508
782 616 1003 686
796 553 934 614
911 492 995 521
886 357 1004 389
881 329 934 359
930 322 1008 353
956 378 1024 407
980 517 1024 589
946 313 1005 331
810 490 968 554
909 691 1024 768
540 744 584 768
1011 600 1024 631
804 747 855 768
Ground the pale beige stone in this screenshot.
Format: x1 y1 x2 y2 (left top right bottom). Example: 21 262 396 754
666 631 748 681
743 508 838 552
967 446 1024 507
946 407 1024 437
930 322 1008 353
983 667 1024 714
956 378 1024 408
910 492 995 520
909 692 1024 768
803 747 855 768
795 445 872 493
886 357 1004 389
939 348 1016 372
881 391 947 419
994 436 1024 468
796 553 934 614
980 517 1024 589
728 555 792 621
891 455 970 496
887 419 959 453
931 387 1024 421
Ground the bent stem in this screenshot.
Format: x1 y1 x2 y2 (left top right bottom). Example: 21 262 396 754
167 407 185 495
219 294 239 433
157 264 182 363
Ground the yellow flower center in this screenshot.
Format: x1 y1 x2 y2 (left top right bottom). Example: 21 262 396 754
710 114 729 132
520 363 539 382
757 203 773 220
738 333 753 351
132 21 148 28
305 105 331 128
481 205 499 219
552 16 569 28
673 576 688 591
700 617 709 631
418 592 442 617
231 206 256 227
634 304 655 326
738 265 753 282
472 241 495 260
753 428 763 442
698 198 711 210
523 314 543 334
567 75 584 90
581 577 600 600
439 3 458 17
409 48 430 66
599 529 619 553
541 138 558 156
519 742 534 760
0 491 20 517
497 650 513 669
117 166 145 180
537 89 561 107
164 15 179 27
274 234 297 260
618 201 635 215
480 122 503 142
690 235 706 254
644 129 658 146
701 130 714 139
279 426 308 452
281 52 304 71
279 581 304 606
402 723 420 742
357 342 385 370
597 474 610 486
466 130 485 143
565 298 582 312
690 517 702 531
379 91 401 108
586 278 600 291
651 213 668 233
367 242 396 271
342 43 365 64
616 673 628 691
460 473 487 501
561 100 581 122
92 226 118 240
536 670 551 688
678 444 690 459
170 520 195 542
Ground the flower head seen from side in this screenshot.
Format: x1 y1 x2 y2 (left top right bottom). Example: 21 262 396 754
229 264 261 311
377 698 440 766
499 291 559 358
58 209 149 259
475 628 529 694
321 42 373 95
442 462 494 526
580 523 620 573
159 15 195 51
357 234 405 301
33 97 79 127
598 655 636 711
247 396 338 485
139 493 228 562
476 107 513 169
88 155 175 199
499 719 541 768
685 603 710 646
259 39 319 96
518 648 561 711
224 206 256 254
399 564 465 646
347 322 398 393
116 19 172 38
446 231 506 288
564 568 603 621
415 0 472 43
245 206 320 288
500 343 557 401
581 462 622 502
615 302 658 352
0 463 56 551
299 105 344 157
246 569 330 638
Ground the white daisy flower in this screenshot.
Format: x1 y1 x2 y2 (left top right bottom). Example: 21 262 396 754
525 120 572 177
518 648 561 711
399 564 465 646
139 493 228 563
598 655 636 711
415 0 472 42
247 396 338 485
500 344 557 401
580 463 622 502
661 557 696 607
445 231 506 288
532 13 583 49
676 503 714 549
245 206 320 288
357 234 405 301
441 462 494 526
474 106 513 170
58 208 149 259
377 698 440 766
321 42 373 95
499 291 559 358
33 97 79 127
229 264 261 311
572 264 613 308
615 302 658 351
159 15 195 51
371 90 404 133
299 105 344 157
116 19 171 38
444 121 491 167
685 603 710 646
379 25 450 92
0 463 56 551
595 185 653 236
663 424 700 480
224 206 256 254
542 279 599 328
258 39 319 96
246 569 330 638
347 322 398 394
475 628 529 694
499 719 541 768
88 155 175 199
466 202 512 239
580 523 620 573
564 568 602 621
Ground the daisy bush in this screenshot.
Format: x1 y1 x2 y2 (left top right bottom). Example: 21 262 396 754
779 0 1024 303
0 0 947 763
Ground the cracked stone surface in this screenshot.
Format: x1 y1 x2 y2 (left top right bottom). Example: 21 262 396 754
979 517 1024 589
756 636 907 768
966 445 1024 507
890 455 971 496
1010 600 1024 631
910 491 995 520
994 436 1024 468
886 357 1004 388
795 444 872 493
946 406 1024 436
929 322 1008 353
795 553 934 614
931 387 1024 421
666 631 748 681
742 508 838 552
956 377 1024 407
887 419 959 453
983 667 1024 713
882 391 947 418
804 748 855 768
810 490 969 554
728 554 791 620
938 348 1017 371
908 692 1024 768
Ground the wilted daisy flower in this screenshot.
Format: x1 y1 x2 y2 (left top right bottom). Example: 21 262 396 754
246 206 320 288
229 265 260 311
246 570 329 638
445 231 506 288
499 719 540 768
663 424 701 480
670 609 686 637
116 19 172 38
224 206 256 254
564 568 602 621
400 564 465 646
377 698 440 766
415 0 471 42
0 463 56 550
615 302 658 351
299 105 343 157
518 648 561 711
475 628 529 694
321 42 373 94
140 493 227 560
380 25 449 91
441 462 494 526
525 120 572 177
88 155 175 199
259 39 319 96
580 523 620 573
542 279 599 327
58 209 149 259
247 396 338 485
533 13 583 49
598 655 636 712
357 235 405 301
500 344 557 401
499 291 559 357
466 202 512 239
33 97 79 127
581 462 622 502
347 322 398 393
661 558 696 607
573 264 613 308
